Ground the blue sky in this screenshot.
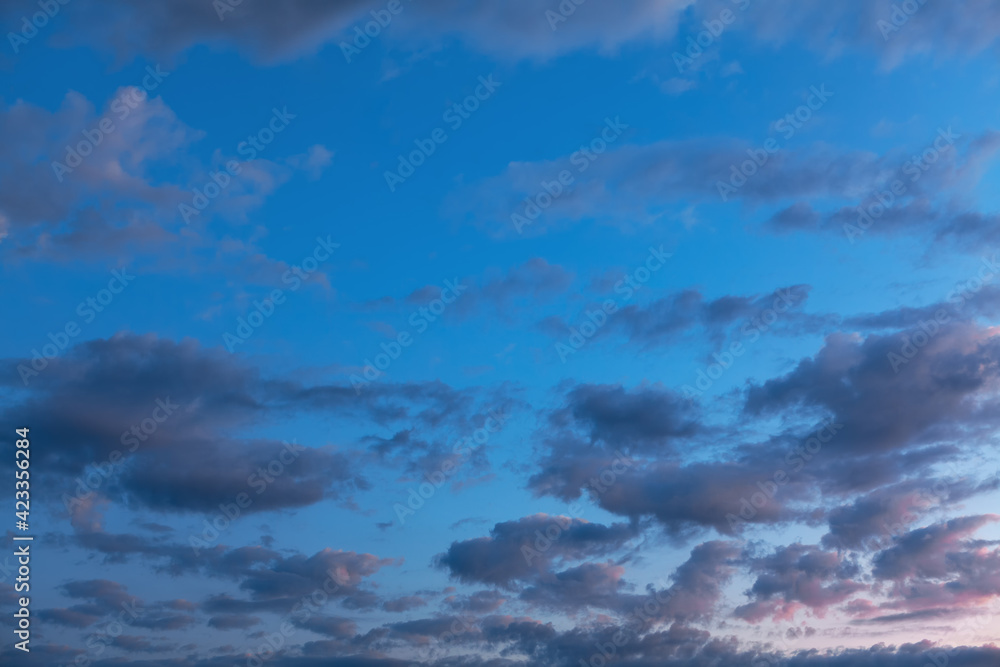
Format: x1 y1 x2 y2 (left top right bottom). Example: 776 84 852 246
2 1 1000 666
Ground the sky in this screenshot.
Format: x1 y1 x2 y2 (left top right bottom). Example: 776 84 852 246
1 1 1000 665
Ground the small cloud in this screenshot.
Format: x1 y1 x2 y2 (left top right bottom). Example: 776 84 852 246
720 61 743 77
661 77 698 95
285 144 334 180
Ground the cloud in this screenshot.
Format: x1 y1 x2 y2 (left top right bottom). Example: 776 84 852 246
549 383 700 452
38 579 197 633
0 90 193 256
15 0 1000 74
520 561 627 611
0 334 367 515
10 0 691 63
449 129 1000 244
874 514 1000 573
0 88 331 277
694 0 1000 70
292 614 358 639
382 596 427 613
436 514 637 587
207 613 261 629
361 257 574 319
0 333 521 519
744 325 1000 456
867 515 1000 616
822 478 999 551
735 544 865 622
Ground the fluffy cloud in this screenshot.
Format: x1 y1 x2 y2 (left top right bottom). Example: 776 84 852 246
437 514 637 587
735 544 865 622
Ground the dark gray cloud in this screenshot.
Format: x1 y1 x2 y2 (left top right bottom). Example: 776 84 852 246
436 514 638 587
529 322 1000 540
735 544 865 622
822 478 999 551
109 635 177 653
38 579 197 633
873 514 999 580
444 590 507 614
519 561 627 611
382 596 427 613
8 0 1000 71
207 614 261 630
292 614 358 639
0 333 517 517
608 285 819 350
868 515 1000 615
2 0 690 63
549 383 700 452
744 325 1000 455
